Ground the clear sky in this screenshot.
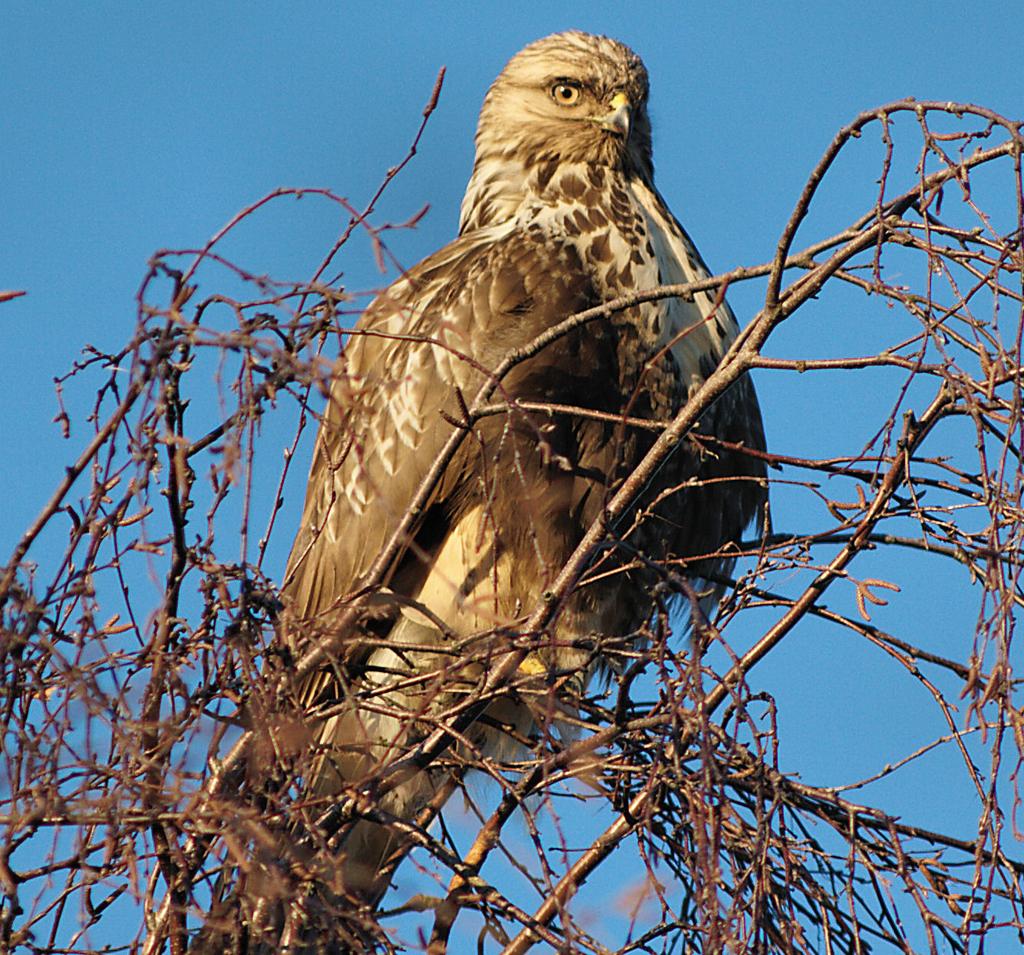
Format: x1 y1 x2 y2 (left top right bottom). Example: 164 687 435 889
3 2 1023 950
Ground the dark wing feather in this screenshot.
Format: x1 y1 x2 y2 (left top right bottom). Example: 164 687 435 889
280 223 603 658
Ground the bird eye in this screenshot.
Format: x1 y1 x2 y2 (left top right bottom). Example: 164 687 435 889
550 81 582 106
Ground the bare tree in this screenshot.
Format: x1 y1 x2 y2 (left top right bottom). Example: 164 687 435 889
2 95 1023 955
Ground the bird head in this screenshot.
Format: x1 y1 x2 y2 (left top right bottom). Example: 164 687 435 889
461 31 655 232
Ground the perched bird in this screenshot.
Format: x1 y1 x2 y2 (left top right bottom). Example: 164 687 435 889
194 29 766 951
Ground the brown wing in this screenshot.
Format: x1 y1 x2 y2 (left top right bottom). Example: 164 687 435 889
644 188 767 601
280 223 609 661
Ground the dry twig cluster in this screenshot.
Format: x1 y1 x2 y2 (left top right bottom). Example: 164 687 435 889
2 99 1023 954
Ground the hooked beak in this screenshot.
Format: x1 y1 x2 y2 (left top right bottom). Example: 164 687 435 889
598 91 631 138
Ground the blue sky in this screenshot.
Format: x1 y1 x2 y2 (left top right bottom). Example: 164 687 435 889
3 2 1023 950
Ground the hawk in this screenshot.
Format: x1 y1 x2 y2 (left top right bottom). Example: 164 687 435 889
195 29 765 951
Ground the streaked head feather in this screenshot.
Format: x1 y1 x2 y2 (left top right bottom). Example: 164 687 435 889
460 31 654 233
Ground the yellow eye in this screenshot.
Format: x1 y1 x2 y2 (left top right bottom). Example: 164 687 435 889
550 82 582 106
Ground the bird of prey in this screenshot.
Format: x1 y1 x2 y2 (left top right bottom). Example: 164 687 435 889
195 29 766 951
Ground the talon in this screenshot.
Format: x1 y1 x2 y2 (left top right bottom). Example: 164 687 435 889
517 652 547 676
